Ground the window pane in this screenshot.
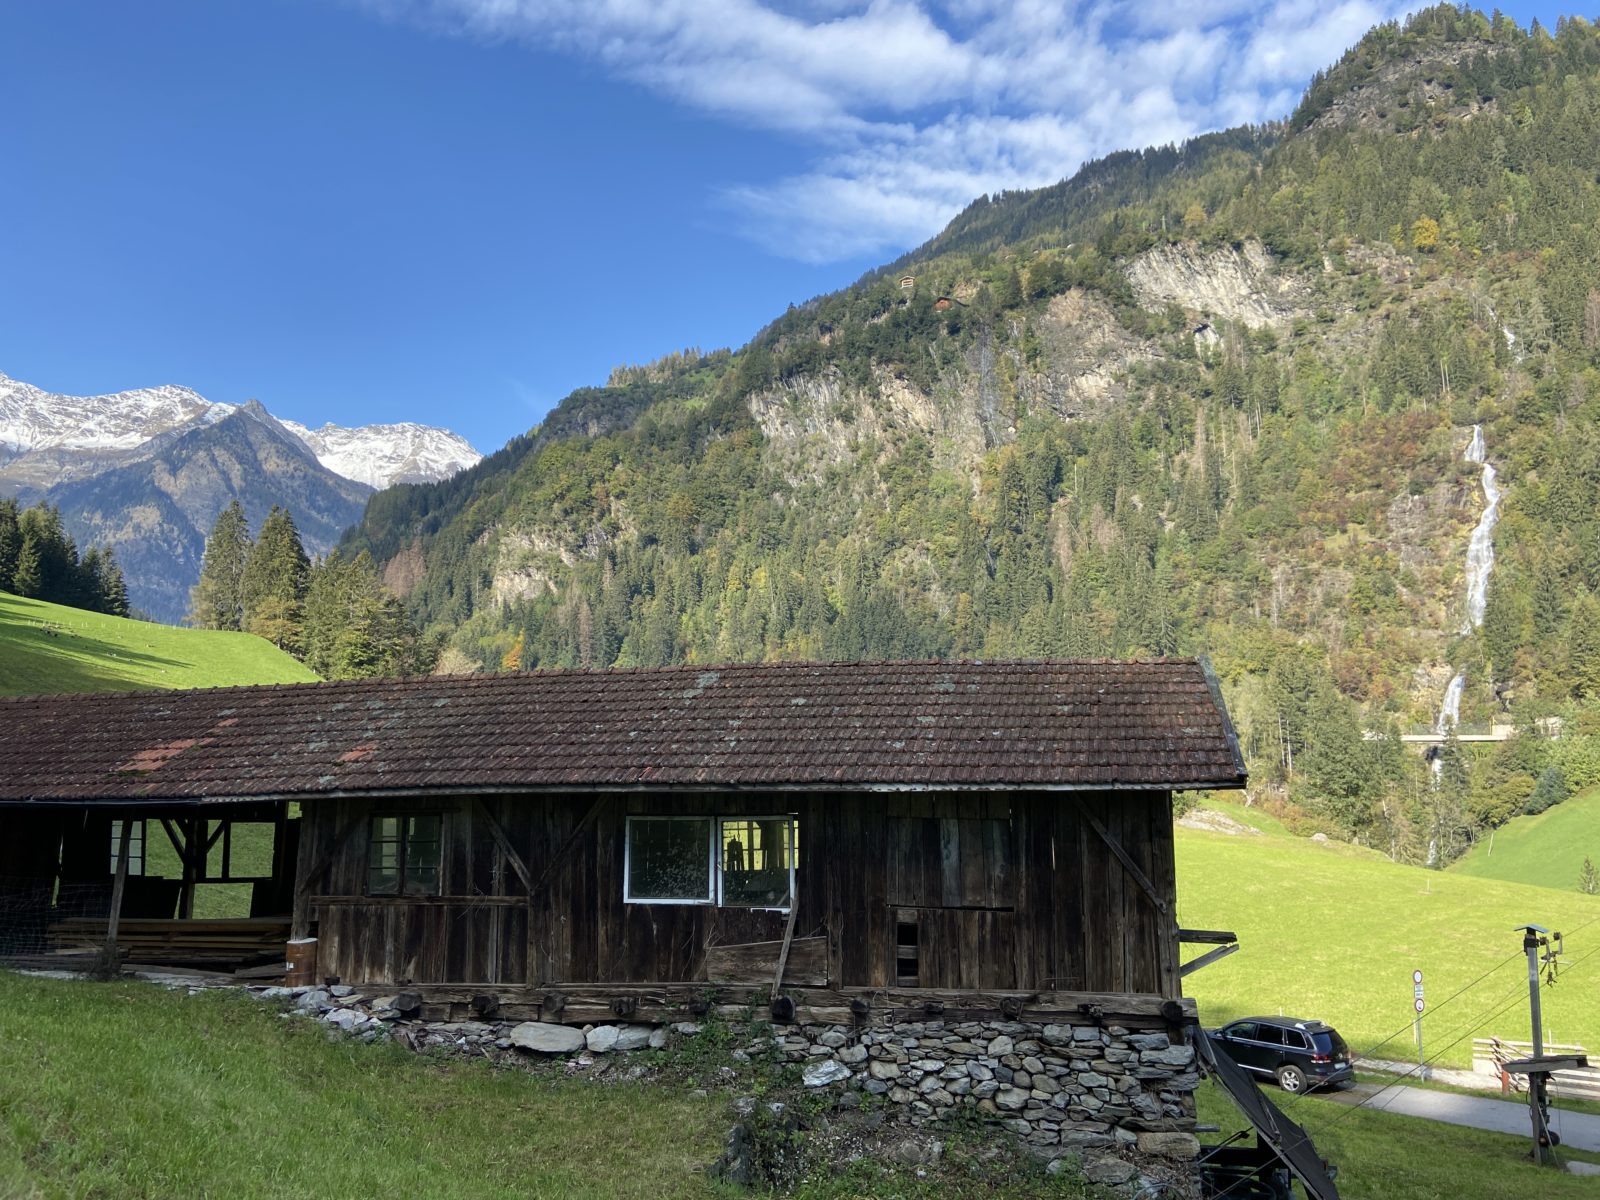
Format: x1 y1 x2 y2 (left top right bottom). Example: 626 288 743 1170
369 819 402 895
1254 1026 1283 1046
720 818 795 908
627 819 710 901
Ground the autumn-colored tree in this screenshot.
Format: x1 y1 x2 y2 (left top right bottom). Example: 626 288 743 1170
1411 216 1441 251
1183 202 1207 232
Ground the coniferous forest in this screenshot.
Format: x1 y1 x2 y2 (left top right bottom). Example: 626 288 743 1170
0 499 129 618
332 8 1600 865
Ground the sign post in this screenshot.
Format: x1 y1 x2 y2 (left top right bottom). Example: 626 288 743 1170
1412 969 1425 1072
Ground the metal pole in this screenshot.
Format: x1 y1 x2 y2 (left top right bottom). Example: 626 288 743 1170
1525 927 1551 1166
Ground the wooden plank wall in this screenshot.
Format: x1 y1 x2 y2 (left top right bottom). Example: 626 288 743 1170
299 788 1179 996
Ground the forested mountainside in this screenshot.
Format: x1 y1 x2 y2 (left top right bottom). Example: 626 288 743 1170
342 8 1600 865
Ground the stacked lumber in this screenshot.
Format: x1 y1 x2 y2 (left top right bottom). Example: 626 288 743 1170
48 918 290 967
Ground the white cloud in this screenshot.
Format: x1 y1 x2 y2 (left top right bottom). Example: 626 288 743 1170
358 0 1412 261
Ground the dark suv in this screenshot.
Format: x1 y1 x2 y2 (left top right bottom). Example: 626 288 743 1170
1209 1017 1354 1093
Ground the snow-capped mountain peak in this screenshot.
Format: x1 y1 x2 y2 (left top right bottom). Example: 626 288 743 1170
279 419 482 490
0 371 214 453
0 370 481 489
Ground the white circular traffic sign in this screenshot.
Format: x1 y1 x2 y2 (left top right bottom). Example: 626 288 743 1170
1413 969 1424 984
1414 998 1425 1013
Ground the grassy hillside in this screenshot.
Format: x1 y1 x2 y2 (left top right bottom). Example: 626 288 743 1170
2 973 1593 1200
1452 786 1600 893
1177 825 1600 1066
0 591 318 696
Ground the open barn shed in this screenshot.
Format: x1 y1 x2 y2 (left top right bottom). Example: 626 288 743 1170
0 659 1244 1003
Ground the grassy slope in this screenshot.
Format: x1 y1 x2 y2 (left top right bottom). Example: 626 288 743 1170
0 975 724 1200
1 974 1593 1200
1452 786 1600 893
0 975 1087 1200
0 592 318 696
1177 827 1600 1067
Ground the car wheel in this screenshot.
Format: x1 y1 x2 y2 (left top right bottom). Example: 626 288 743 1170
1276 1065 1308 1094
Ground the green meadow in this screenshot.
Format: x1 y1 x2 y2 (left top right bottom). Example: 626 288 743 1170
1177 817 1600 1067
0 591 318 696
1453 786 1600 894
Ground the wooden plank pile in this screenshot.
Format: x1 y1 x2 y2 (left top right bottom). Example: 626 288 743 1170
48 918 290 968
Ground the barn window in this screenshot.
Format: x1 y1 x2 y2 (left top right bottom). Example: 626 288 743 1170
624 816 799 909
717 818 796 909
109 819 145 877
367 814 442 896
625 817 714 904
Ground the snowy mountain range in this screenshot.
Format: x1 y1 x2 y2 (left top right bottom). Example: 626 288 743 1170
0 369 482 622
0 371 480 490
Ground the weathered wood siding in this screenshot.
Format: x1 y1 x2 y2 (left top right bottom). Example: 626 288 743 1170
301 789 1178 996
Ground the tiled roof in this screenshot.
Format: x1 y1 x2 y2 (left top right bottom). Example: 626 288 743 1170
0 659 1246 805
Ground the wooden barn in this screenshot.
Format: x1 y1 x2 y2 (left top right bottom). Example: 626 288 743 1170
0 659 1245 1021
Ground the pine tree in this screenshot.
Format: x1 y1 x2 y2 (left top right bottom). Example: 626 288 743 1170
1581 856 1600 896
11 534 42 598
189 500 253 630
0 498 19 592
95 549 130 618
241 506 309 652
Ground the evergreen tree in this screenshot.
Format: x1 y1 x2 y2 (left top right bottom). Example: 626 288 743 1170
241 506 309 651
1565 591 1600 699
0 498 19 592
94 548 130 618
189 500 253 630
1581 856 1599 896
301 550 420 679
11 534 42 598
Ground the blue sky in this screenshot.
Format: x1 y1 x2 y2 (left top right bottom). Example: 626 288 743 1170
0 1 1580 454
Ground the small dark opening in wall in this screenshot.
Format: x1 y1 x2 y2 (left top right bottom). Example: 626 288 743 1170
896 918 919 987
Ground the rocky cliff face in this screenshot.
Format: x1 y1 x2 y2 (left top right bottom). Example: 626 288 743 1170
1124 241 1310 329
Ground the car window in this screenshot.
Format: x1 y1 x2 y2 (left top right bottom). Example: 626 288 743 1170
1226 1022 1257 1040
1312 1031 1346 1055
1284 1029 1309 1050
1253 1025 1284 1046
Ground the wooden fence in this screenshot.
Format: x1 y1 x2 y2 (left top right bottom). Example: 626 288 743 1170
1473 1037 1600 1103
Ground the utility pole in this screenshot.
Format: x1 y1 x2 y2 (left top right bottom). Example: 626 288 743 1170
1521 924 1552 1166
1506 924 1587 1168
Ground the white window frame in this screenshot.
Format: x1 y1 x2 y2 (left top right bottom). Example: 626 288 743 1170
621 814 798 911
622 816 715 906
715 816 797 913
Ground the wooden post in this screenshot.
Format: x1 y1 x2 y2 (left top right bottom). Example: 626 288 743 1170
104 819 133 966
178 817 199 919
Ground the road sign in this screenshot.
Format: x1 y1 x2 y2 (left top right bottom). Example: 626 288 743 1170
1414 997 1425 1013
1413 969 1424 985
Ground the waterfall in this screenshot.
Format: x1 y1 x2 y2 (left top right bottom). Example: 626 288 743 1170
1433 425 1499 744
1435 673 1465 735
1460 425 1502 634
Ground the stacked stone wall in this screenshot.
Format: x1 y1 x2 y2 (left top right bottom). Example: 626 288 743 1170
264 984 1201 1195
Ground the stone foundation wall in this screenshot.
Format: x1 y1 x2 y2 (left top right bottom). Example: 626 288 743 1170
268 984 1201 1195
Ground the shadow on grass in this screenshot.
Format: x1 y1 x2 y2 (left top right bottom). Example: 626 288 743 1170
0 621 197 695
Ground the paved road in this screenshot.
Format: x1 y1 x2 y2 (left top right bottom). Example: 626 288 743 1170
1318 1081 1600 1153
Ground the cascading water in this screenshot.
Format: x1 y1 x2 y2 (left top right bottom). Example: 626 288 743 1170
1433 424 1500 750
1460 424 1503 633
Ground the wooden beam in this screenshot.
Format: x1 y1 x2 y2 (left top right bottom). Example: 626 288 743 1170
104 819 133 963
1075 799 1167 913
771 901 799 1003
1178 928 1238 945
527 795 608 901
1180 943 1239 978
472 797 532 892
